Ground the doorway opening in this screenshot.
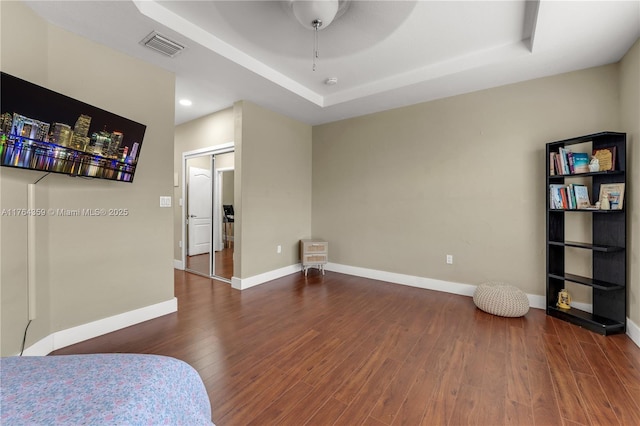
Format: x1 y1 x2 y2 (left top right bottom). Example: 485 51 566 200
181 144 234 282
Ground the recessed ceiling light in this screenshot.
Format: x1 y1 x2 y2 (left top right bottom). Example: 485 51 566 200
179 99 192 106
325 77 338 85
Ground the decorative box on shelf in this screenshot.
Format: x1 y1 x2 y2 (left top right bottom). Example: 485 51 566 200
300 239 328 276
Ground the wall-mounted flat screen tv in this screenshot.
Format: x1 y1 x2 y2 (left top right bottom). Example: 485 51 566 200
1 72 146 183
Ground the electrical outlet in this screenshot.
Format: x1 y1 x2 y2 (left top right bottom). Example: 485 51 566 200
446 254 453 264
277 245 282 254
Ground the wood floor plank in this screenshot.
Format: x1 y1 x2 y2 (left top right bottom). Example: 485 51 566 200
447 383 482 425
594 334 640 391
333 357 400 425
303 397 347 426
505 398 535 426
270 331 328 371
459 341 486 388
50 270 640 426
467 310 494 351
383 322 424 363
507 323 527 354
506 348 532 406
542 332 591 425
332 342 391 404
610 333 640 361
212 367 289 420
420 391 455 426
489 315 509 353
528 358 563 426
216 368 299 425
369 354 425 424
246 380 313 426
477 386 506 426
573 371 620 426
479 349 508 425
524 333 549 364
301 320 386 387
420 338 467 425
390 369 436 426
284 336 343 380
580 341 640 426
363 416 389 426
482 349 508 393
553 320 594 376
279 327 392 424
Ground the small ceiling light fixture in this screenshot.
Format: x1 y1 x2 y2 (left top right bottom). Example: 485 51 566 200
179 99 192 106
291 0 341 71
324 77 338 85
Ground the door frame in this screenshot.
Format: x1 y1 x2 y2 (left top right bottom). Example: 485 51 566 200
181 143 234 280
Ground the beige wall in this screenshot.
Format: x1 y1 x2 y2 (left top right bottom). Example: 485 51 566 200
174 101 312 280
174 107 234 261
222 170 235 206
0 0 51 356
235 101 312 278
312 65 622 303
0 2 175 355
620 38 640 326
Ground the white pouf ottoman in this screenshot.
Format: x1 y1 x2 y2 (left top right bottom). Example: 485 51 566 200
473 282 529 317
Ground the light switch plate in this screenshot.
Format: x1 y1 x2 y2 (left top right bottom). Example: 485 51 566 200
160 196 172 207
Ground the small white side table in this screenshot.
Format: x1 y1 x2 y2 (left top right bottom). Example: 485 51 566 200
300 239 328 276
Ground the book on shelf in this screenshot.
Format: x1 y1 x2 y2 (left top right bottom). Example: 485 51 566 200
573 184 591 208
593 146 616 171
599 183 625 210
549 184 564 209
552 153 561 175
567 151 575 174
558 147 570 174
572 152 590 174
549 184 592 210
560 187 569 209
550 149 592 175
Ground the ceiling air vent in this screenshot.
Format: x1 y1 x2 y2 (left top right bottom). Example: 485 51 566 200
140 31 185 58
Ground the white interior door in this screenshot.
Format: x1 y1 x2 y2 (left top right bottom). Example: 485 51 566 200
187 166 212 256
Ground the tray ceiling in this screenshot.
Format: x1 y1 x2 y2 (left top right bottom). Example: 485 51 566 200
24 1 640 125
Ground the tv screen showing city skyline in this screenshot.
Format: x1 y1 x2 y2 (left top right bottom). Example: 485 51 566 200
0 72 147 183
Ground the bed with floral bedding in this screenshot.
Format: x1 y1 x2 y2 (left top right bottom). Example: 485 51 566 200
0 353 213 425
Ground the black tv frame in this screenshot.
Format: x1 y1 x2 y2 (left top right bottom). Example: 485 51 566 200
1 72 147 183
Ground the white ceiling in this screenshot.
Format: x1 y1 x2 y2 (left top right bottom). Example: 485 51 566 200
25 0 640 126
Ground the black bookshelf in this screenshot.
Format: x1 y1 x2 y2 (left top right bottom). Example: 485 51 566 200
545 132 626 335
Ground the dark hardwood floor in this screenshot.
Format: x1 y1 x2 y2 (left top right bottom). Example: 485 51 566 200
52 270 640 425
214 246 233 279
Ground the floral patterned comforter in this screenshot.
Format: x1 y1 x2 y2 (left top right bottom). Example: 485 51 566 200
1 353 213 425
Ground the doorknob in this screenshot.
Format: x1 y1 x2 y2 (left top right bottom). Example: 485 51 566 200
189 214 197 218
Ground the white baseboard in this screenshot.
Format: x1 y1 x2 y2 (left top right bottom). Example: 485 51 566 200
526 294 546 310
22 298 177 356
232 263 302 290
325 262 592 313
627 317 640 348
174 259 184 270
326 262 478 298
